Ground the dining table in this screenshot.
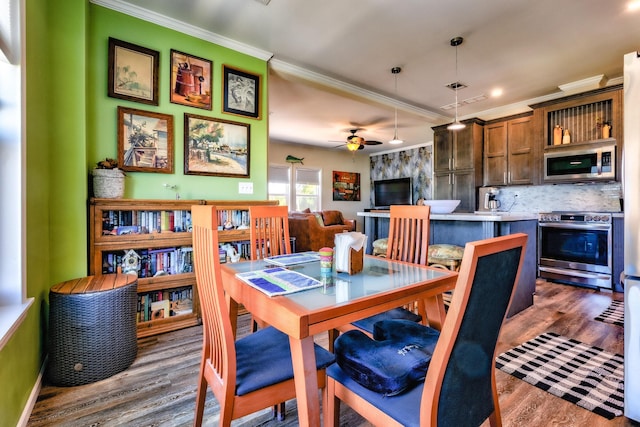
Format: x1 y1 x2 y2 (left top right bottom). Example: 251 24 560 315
219 254 458 427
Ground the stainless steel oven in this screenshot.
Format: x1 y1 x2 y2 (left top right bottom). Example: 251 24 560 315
538 212 612 289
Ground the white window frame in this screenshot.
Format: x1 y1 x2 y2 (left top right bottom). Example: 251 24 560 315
0 0 32 351
294 167 321 212
267 164 291 208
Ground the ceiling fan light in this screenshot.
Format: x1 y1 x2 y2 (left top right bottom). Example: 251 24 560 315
447 121 466 131
389 137 404 145
346 141 361 151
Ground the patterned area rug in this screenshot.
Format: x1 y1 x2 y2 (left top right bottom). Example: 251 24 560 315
496 332 624 419
595 300 624 327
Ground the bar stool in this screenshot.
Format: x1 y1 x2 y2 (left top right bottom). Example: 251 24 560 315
428 244 464 271
372 238 388 257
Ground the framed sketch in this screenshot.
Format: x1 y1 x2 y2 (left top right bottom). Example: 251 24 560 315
108 38 159 105
170 49 213 110
117 106 174 174
333 171 361 201
223 65 261 119
184 113 250 177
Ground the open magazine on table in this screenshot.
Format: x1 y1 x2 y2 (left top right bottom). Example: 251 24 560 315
236 266 323 297
263 251 320 266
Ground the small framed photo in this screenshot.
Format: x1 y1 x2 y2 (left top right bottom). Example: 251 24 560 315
108 38 159 106
170 49 213 110
117 106 174 174
223 65 261 119
184 113 250 177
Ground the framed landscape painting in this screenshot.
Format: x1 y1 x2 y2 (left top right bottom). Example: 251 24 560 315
184 113 250 177
170 49 213 110
117 106 174 174
223 65 261 119
108 38 159 105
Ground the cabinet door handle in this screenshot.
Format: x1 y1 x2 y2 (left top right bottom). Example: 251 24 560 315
508 172 512 183
504 172 507 184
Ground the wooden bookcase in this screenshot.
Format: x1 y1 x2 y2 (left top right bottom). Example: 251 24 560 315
88 198 278 338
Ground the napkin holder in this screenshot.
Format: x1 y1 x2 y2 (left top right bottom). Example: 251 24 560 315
337 247 363 275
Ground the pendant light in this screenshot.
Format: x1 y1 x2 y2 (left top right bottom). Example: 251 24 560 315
389 67 403 144
447 37 466 131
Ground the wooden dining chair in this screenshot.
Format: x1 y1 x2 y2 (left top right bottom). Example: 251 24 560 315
191 205 335 427
248 205 292 260
332 205 431 341
324 233 527 427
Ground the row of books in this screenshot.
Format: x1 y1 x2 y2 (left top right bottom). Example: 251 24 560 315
137 286 194 323
101 210 193 234
218 209 250 230
102 247 193 277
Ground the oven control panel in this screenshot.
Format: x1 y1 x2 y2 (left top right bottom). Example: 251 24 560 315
538 212 612 224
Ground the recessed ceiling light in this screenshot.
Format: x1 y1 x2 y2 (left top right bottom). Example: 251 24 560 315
628 1 640 11
491 88 503 97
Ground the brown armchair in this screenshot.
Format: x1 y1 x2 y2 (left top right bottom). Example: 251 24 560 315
288 210 356 252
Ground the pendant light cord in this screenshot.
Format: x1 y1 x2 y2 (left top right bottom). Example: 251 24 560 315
390 67 403 144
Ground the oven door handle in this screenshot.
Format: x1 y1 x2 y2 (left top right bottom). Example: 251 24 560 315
538 222 611 231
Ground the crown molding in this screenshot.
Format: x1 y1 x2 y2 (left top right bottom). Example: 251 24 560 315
269 59 448 123
90 0 274 61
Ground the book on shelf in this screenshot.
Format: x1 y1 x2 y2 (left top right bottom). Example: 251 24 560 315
264 251 320 266
236 267 323 297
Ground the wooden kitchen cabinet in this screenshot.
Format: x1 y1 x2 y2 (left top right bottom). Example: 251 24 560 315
484 113 535 186
432 119 484 212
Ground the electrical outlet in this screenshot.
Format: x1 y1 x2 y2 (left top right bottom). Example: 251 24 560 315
238 182 253 194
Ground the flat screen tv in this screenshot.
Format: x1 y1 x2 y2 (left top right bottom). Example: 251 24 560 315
373 177 413 208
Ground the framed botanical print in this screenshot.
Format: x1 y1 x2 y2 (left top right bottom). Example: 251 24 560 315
223 65 261 119
170 49 213 110
108 38 159 105
184 113 250 177
117 106 174 173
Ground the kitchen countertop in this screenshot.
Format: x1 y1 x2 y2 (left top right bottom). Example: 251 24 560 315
357 211 538 222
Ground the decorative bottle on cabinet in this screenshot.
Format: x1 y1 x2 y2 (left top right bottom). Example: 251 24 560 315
562 129 571 144
602 123 612 139
553 125 563 145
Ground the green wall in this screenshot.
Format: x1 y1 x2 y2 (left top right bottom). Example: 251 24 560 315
87 5 269 200
0 2 269 425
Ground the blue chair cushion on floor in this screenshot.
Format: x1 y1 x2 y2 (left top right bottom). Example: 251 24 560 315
235 326 335 396
334 319 439 396
327 362 423 427
351 307 422 335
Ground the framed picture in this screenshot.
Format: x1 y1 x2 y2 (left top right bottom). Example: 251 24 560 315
117 106 174 174
108 38 159 105
333 171 361 201
223 65 261 119
170 49 213 110
184 113 250 177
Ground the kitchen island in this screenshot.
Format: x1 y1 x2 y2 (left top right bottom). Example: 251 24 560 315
357 210 538 316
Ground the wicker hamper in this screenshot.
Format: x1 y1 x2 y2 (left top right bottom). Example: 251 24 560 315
47 274 138 386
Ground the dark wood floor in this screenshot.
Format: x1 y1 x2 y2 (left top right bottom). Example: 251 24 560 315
28 280 638 427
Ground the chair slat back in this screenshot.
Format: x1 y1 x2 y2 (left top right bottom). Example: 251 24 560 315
191 205 237 399
420 233 527 426
386 205 431 264
249 205 291 260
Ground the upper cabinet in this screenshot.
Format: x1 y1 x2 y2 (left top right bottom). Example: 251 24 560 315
432 119 484 212
484 113 535 186
530 85 623 181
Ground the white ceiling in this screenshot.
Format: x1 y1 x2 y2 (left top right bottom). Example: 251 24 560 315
105 0 640 153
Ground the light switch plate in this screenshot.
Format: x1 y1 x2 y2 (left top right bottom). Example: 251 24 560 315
238 182 253 194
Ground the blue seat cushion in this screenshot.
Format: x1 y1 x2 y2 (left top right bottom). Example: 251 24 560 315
334 319 439 396
327 362 423 427
351 307 422 335
235 326 335 396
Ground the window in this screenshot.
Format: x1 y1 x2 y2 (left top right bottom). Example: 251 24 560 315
268 165 290 207
295 168 321 212
0 0 30 350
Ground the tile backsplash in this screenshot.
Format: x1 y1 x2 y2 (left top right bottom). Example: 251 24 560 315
487 182 623 213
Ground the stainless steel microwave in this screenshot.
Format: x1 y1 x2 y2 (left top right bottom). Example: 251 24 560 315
544 142 616 182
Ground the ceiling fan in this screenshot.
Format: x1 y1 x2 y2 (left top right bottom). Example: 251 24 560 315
332 129 383 151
